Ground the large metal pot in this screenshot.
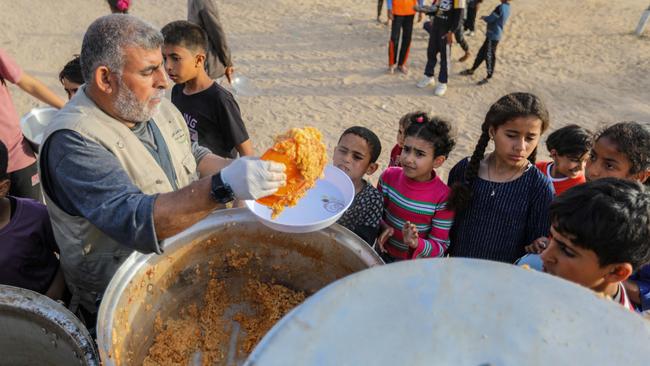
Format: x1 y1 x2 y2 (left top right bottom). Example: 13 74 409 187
97 208 382 365
0 285 99 365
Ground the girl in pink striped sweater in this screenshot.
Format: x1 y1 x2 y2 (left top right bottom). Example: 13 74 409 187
377 112 456 262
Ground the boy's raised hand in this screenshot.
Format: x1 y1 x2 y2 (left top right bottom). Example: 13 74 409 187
402 221 419 249
377 225 394 253
525 236 549 254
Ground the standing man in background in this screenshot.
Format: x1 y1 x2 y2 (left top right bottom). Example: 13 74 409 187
188 0 235 83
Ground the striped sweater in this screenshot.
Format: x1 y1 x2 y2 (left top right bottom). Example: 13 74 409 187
378 167 454 260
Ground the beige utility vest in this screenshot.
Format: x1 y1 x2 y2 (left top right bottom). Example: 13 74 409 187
39 88 198 311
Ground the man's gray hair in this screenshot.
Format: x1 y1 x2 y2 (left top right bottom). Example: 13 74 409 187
80 14 163 83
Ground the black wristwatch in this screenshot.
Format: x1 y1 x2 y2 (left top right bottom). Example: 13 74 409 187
210 172 235 204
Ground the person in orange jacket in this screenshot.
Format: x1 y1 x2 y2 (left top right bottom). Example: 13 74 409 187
387 0 423 74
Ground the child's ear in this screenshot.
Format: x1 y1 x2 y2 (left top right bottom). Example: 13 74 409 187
604 263 634 284
432 155 446 169
366 162 379 176
0 179 10 197
195 53 206 68
634 169 650 184
549 149 558 159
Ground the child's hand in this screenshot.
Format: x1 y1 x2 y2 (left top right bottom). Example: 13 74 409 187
224 66 235 84
445 31 455 45
417 12 423 23
377 227 394 253
525 237 549 254
402 221 419 249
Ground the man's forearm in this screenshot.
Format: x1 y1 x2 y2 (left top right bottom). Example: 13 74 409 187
197 153 231 178
153 177 223 240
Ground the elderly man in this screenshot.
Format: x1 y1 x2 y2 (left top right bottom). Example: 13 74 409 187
39 15 284 317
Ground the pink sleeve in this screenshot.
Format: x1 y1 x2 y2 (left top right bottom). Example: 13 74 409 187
411 200 454 259
0 48 23 84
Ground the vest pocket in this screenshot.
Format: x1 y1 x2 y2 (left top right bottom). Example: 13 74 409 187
181 153 198 180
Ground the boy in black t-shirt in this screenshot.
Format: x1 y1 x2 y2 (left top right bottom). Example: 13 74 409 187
161 21 253 159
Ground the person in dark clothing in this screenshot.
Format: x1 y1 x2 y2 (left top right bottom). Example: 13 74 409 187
162 20 253 158
377 0 385 23
454 11 471 62
188 0 235 83
447 92 553 264
416 0 465 97
460 0 510 85
464 0 482 35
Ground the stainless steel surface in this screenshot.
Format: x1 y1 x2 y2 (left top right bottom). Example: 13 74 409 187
97 208 382 365
0 285 99 366
20 107 57 149
246 258 650 365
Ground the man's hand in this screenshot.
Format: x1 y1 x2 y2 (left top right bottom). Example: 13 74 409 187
402 221 419 249
220 157 286 200
377 226 394 253
525 237 549 254
224 66 235 84
445 32 455 45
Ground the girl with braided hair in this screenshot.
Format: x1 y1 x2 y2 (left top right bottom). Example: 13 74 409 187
447 92 554 263
376 112 456 262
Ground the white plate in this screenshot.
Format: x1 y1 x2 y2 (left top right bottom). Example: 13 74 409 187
245 165 355 233
20 107 57 148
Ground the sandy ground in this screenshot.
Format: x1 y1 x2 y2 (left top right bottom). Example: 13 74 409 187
2 0 649 180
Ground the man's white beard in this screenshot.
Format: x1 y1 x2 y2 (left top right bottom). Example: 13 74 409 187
113 79 164 123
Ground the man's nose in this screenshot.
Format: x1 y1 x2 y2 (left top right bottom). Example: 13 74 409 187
154 67 168 89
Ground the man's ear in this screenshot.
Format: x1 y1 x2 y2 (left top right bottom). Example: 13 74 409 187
366 162 379 176
433 155 446 169
93 66 115 94
0 179 10 197
604 263 634 284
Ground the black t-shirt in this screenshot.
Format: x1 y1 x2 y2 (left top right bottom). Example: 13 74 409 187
171 82 249 159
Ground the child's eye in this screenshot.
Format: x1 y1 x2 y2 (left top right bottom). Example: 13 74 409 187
353 154 363 161
416 151 425 157
403 146 411 153
525 136 535 142
559 243 575 258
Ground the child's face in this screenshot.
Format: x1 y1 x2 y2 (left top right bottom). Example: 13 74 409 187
490 116 543 168
586 136 646 182
551 150 588 179
396 125 406 147
400 136 443 182
61 78 81 100
540 226 611 291
162 44 202 84
333 134 376 183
